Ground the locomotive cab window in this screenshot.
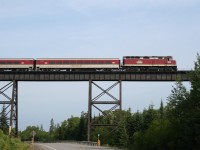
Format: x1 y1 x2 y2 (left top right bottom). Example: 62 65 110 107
168 57 172 61
135 57 140 59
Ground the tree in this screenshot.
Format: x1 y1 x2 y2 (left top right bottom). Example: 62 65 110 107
49 118 55 134
166 81 189 121
65 116 80 140
78 111 87 141
159 100 164 119
0 104 9 134
40 124 44 131
184 53 200 149
133 119 174 150
142 105 158 130
163 54 200 150
20 126 49 142
49 118 55 141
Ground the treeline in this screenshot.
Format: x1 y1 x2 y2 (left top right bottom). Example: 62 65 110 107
20 113 88 142
2 54 200 150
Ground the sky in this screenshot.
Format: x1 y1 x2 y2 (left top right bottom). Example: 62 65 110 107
0 0 200 131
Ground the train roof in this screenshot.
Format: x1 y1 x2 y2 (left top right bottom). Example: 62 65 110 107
36 58 120 60
123 56 173 59
0 58 34 60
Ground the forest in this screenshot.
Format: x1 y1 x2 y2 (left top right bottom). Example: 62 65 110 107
0 54 200 150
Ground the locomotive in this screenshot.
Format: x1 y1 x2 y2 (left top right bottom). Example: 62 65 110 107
0 56 177 72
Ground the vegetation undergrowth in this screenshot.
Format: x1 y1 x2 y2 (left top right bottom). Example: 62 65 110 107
0 130 30 150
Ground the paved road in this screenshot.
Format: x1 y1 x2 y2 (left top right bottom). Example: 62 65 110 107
34 143 118 150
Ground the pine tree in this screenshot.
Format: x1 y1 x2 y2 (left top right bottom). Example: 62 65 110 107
49 118 55 134
166 81 189 121
40 124 44 131
78 111 87 141
159 100 164 119
142 105 157 130
49 118 55 141
0 104 9 134
117 120 128 148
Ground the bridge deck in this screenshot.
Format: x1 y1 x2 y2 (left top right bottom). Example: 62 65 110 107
0 70 191 81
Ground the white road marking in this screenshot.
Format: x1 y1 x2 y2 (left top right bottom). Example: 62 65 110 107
36 143 57 150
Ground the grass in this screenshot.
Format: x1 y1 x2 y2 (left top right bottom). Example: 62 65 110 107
0 130 30 150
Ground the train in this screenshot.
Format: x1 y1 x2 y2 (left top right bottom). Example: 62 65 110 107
0 56 177 72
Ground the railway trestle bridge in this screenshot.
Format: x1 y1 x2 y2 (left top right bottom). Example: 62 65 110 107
0 70 191 140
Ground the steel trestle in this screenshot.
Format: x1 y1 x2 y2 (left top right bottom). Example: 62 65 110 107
87 80 122 141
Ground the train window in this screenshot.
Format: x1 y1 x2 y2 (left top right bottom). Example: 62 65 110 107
106 61 111 64
0 61 5 64
85 61 90 64
14 61 19 64
99 61 104 64
50 61 55 64
64 61 69 64
7 61 12 64
57 61 62 64
71 61 76 64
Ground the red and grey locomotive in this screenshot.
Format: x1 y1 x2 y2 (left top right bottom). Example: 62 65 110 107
122 56 177 71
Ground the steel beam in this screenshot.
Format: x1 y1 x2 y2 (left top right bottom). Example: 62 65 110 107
88 80 92 141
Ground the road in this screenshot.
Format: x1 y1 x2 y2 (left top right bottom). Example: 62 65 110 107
34 143 118 150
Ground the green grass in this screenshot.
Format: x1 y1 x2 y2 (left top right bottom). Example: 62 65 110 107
0 130 30 150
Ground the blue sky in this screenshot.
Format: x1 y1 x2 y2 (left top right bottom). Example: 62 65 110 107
0 0 199 131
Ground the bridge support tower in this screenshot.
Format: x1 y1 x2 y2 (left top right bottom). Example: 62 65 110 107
87 80 122 141
0 81 18 136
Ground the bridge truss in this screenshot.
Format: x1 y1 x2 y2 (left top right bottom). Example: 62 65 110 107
88 80 122 141
0 81 18 136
